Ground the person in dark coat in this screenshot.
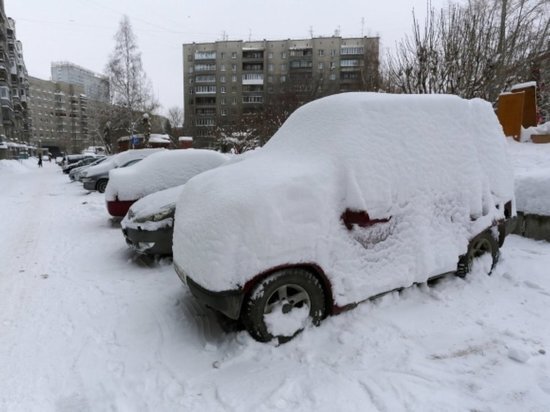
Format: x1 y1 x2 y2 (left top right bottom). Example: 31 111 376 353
38 155 43 167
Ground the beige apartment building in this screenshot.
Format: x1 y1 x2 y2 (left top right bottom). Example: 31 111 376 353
183 36 379 147
28 76 91 153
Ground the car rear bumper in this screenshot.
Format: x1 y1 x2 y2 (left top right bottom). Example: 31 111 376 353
122 225 173 256
174 263 245 320
107 199 136 217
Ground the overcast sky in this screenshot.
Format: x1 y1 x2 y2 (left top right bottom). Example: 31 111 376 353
6 0 451 116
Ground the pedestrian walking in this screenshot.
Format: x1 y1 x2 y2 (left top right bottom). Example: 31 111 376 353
38 155 43 167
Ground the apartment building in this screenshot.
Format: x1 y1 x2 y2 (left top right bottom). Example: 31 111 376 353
28 76 91 153
183 36 379 147
0 1 31 144
51 61 110 104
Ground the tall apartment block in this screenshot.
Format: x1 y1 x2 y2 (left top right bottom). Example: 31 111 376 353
51 61 110 104
0 1 31 144
28 76 91 153
183 36 379 147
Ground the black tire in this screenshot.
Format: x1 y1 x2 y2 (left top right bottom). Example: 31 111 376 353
456 229 500 278
96 179 108 193
242 268 327 343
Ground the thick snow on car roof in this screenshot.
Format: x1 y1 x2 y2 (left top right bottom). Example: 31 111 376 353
173 93 514 300
106 149 228 201
85 148 164 177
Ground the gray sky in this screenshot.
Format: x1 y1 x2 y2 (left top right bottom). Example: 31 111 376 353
6 0 450 116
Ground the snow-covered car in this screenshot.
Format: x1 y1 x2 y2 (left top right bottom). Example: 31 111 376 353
69 156 109 181
121 185 183 255
172 93 515 343
81 148 164 193
63 156 104 175
105 149 228 217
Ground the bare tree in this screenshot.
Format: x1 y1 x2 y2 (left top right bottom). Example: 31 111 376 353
386 0 549 105
167 106 183 128
105 15 159 142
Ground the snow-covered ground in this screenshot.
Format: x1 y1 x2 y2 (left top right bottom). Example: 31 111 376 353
1 159 550 411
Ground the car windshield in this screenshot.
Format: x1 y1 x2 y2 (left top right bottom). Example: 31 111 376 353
121 158 141 168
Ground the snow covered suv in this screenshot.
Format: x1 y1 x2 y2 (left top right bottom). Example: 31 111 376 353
172 93 515 343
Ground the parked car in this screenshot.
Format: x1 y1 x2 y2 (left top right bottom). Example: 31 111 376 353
172 93 515 343
61 154 96 168
121 185 182 255
69 156 109 181
63 156 104 174
82 148 163 193
105 149 228 217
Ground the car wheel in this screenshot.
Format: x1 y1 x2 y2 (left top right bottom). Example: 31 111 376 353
242 268 327 343
96 179 108 193
456 230 499 277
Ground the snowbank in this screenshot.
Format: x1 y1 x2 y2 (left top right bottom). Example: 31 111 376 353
508 138 550 215
520 121 550 143
0 158 39 174
173 93 514 305
106 149 228 201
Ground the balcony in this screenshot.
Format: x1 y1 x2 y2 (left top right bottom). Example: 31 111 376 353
194 51 216 60
242 73 264 85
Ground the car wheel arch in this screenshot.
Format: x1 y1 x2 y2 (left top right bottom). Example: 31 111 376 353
241 263 335 317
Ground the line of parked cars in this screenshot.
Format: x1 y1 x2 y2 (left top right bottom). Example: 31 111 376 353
61 93 516 344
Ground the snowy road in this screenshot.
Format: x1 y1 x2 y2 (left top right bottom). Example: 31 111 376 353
1 160 550 411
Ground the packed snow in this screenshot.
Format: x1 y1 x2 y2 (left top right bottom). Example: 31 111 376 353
508 137 550 215
173 93 514 307
0 159 549 411
105 149 228 201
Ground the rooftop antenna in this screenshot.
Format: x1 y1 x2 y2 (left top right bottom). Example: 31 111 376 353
248 29 252 41
361 17 365 36
334 26 340 37
309 26 314 38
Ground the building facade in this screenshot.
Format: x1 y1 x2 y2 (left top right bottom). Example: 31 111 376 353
28 76 91 153
51 61 110 104
183 36 379 147
0 2 31 144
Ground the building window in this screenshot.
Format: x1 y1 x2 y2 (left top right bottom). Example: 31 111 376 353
340 59 360 67
242 95 263 103
194 85 216 94
341 47 364 55
330 49 337 56
221 108 227 116
268 52 273 59
187 54 193 61
232 64 237 72
280 64 287 72
220 52 225 59
232 52 237 59
318 62 324 70
220 75 226 83
220 86 226 93
280 75 286 83
194 51 216 60
195 75 216 83
330 61 337 70
329 73 336 80
281 51 287 59
232 75 237 82
268 64 274 72
195 63 216 71
221 64 226 71
221 97 226 105
232 97 237 105
318 49 325 56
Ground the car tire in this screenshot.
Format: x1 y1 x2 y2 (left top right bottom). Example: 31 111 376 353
242 268 327 343
96 179 108 193
456 229 499 278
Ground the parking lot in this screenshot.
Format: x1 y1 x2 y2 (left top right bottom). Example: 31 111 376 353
1 160 549 411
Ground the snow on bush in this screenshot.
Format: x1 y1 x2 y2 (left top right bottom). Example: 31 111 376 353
173 93 514 306
106 149 228 201
507 138 550 215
